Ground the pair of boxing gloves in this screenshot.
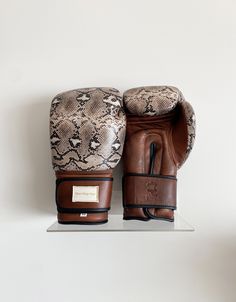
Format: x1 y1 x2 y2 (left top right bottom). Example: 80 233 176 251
50 86 195 224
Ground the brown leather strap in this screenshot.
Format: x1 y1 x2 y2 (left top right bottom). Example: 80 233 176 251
56 177 112 212
55 171 113 224
58 212 108 224
123 174 177 209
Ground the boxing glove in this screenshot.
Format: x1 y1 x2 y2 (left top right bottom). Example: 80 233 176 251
50 87 126 224
123 86 195 221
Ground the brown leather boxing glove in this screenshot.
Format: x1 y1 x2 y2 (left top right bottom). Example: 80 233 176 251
50 87 126 224
123 86 195 222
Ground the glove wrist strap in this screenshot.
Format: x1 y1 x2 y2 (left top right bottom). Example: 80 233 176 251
55 171 113 224
123 173 177 210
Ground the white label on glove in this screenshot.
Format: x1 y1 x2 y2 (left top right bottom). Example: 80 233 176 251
72 186 99 203
80 213 88 217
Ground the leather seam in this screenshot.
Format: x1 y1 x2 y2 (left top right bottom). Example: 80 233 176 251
56 177 113 185
125 205 176 210
57 207 110 213
144 208 174 222
124 173 177 180
58 220 108 225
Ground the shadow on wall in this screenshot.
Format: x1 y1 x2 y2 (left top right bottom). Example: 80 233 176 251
27 98 55 214
110 160 123 214
9 96 55 215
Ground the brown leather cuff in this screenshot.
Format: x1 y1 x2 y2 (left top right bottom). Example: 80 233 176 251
58 212 108 225
55 171 113 224
123 174 177 210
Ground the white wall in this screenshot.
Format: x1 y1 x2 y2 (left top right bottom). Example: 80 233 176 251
1 0 236 301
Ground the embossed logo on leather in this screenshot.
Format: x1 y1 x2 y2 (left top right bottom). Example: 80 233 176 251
145 182 159 200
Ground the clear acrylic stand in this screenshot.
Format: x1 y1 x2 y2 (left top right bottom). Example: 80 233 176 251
47 214 194 232
47 191 194 232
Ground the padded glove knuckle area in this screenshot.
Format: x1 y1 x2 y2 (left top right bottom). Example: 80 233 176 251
124 86 180 116
123 85 195 166
50 87 126 171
